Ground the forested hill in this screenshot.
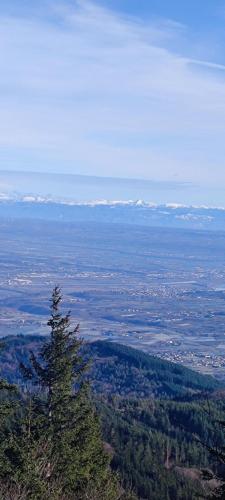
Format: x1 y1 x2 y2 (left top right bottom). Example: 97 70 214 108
0 335 222 398
0 334 225 499
88 340 222 398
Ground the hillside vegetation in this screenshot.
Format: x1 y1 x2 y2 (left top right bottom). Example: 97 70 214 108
0 297 224 498
0 336 221 399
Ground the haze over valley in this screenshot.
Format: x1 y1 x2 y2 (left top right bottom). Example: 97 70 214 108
1 198 225 380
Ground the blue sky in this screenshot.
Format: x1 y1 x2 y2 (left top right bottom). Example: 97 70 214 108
1 0 225 200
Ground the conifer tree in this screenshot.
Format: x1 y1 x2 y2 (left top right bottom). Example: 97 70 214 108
20 287 119 499
0 343 18 483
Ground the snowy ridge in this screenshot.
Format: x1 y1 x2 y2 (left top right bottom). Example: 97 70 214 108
0 193 225 212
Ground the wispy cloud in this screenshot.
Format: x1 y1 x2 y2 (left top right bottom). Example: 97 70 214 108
0 0 225 186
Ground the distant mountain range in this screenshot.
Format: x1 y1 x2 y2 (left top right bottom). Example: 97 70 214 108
1 195 225 230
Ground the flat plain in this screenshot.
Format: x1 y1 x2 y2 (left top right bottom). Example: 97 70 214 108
1 216 225 378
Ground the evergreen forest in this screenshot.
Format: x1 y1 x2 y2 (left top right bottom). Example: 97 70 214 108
0 289 225 499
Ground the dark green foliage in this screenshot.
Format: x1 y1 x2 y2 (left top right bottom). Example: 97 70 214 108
199 407 225 499
0 301 225 498
0 288 119 499
88 341 221 398
0 336 221 399
0 343 19 486
98 397 225 499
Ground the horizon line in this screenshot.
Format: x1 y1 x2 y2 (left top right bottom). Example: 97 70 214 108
0 169 193 189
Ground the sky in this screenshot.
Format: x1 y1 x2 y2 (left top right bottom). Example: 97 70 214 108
1 0 225 201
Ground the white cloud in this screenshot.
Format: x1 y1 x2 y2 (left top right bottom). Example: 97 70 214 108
0 0 225 185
